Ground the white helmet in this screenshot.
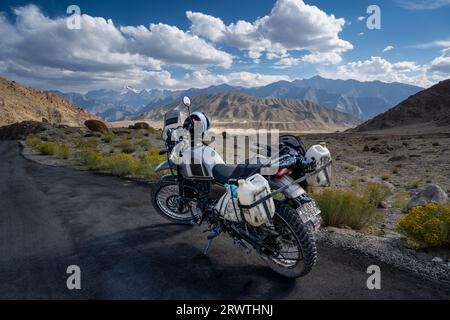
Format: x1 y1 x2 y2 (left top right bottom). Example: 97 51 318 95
183 111 210 135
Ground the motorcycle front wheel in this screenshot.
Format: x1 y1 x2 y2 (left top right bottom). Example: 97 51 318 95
261 202 317 278
151 180 196 224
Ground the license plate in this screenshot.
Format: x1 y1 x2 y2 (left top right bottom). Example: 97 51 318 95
296 200 321 224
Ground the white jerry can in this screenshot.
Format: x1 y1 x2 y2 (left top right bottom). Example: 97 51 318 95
305 144 332 187
216 185 242 223
237 174 275 227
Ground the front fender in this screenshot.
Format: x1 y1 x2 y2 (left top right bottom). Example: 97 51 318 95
159 174 178 182
154 160 177 173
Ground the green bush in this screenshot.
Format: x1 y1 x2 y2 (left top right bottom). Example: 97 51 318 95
75 137 99 149
37 142 59 155
136 139 152 149
137 149 167 179
408 178 421 189
394 192 410 211
56 144 70 159
351 176 367 187
26 135 42 148
117 139 136 154
155 130 163 140
362 182 392 207
78 149 105 170
102 133 114 143
103 153 140 176
381 173 391 181
314 185 385 230
398 203 450 248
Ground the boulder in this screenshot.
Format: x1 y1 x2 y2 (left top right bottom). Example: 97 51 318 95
132 122 150 130
84 119 109 134
0 121 52 140
406 184 448 210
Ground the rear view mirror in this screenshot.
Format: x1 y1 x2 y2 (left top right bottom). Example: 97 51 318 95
183 96 191 107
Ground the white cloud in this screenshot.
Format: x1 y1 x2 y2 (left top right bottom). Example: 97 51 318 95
383 46 395 52
320 56 432 87
187 0 353 65
396 0 450 10
182 70 291 88
186 11 226 42
357 16 366 21
274 51 343 68
274 57 301 68
0 5 233 91
120 23 232 68
302 52 342 64
413 39 450 49
429 47 450 74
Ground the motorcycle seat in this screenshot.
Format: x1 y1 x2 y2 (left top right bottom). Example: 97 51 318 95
212 163 262 184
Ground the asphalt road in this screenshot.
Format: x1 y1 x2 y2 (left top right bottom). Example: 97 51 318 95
0 140 449 300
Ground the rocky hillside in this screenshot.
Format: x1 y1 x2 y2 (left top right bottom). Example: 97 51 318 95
137 92 361 132
0 77 97 127
354 79 450 132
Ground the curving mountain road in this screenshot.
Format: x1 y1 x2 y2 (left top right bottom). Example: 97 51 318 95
0 141 449 299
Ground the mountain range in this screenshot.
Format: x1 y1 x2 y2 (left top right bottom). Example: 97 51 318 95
52 76 423 121
0 77 96 127
137 92 361 132
354 79 450 132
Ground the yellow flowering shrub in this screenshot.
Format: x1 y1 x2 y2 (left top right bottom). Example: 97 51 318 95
397 203 450 248
26 135 42 148
103 153 140 176
137 149 168 180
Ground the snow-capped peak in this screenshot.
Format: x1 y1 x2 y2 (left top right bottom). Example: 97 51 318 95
121 85 141 95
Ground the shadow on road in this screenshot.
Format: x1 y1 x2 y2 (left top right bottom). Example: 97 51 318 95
1 223 297 299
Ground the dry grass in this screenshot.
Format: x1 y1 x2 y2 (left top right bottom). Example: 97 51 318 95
26 135 42 148
103 153 140 176
102 133 114 143
78 149 105 170
408 178 422 189
137 149 167 179
117 139 136 154
394 192 410 211
315 182 389 230
27 136 70 159
315 189 380 230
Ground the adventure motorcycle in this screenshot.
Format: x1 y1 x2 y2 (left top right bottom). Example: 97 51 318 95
151 96 332 278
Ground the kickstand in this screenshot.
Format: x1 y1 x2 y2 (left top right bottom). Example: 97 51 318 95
203 238 213 255
203 224 222 255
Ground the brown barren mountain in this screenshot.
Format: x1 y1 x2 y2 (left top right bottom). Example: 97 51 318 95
138 92 361 132
0 76 97 127
354 79 450 132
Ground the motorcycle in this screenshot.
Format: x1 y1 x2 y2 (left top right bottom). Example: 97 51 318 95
151 96 332 278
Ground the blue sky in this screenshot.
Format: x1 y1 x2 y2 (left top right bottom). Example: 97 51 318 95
0 0 449 92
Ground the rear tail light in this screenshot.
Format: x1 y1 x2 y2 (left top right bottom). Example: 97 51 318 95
274 168 288 177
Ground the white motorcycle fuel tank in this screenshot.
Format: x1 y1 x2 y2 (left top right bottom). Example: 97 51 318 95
172 143 225 179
